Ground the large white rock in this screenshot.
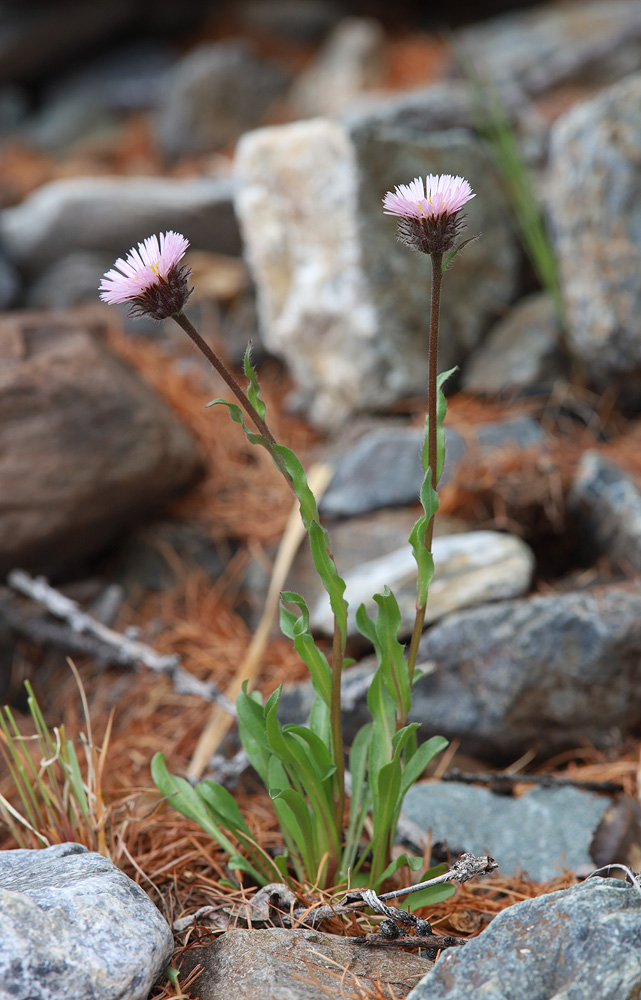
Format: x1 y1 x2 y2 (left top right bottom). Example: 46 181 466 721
235 117 519 429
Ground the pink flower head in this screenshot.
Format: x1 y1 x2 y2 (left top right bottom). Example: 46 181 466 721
383 174 475 255
99 231 192 319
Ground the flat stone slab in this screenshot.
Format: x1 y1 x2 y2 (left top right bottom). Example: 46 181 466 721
401 783 609 881
179 926 430 1000
309 529 535 638
0 175 240 272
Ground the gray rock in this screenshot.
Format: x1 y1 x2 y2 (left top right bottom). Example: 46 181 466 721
26 251 115 309
343 79 546 172
0 175 240 275
280 584 641 760
179 926 430 1000
454 0 641 100
409 585 641 760
570 451 641 572
156 42 287 159
474 414 546 452
320 425 464 518
406 877 641 1000
21 42 174 153
342 80 478 135
0 842 173 1000
235 117 519 429
290 17 386 117
0 314 203 576
309 530 535 638
462 293 567 395
320 416 544 519
547 73 641 389
22 99 121 155
42 40 174 114
402 783 608 882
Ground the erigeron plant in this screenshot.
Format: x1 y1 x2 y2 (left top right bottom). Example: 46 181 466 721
99 174 476 892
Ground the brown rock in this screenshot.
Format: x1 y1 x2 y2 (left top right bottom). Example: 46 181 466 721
0 313 203 577
179 927 430 1000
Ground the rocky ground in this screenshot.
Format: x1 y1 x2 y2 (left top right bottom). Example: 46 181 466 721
2 1 641 998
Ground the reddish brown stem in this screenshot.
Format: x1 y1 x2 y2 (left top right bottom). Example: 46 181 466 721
405 251 443 692
172 311 277 444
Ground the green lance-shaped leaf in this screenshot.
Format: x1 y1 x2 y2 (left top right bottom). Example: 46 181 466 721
441 234 481 273
391 722 421 761
150 752 269 883
195 780 281 879
369 756 402 878
308 695 331 748
267 451 348 653
152 752 233 844
399 735 448 799
355 603 378 652
409 469 438 608
308 520 348 648
375 852 425 887
264 706 338 855
372 587 411 719
242 344 266 421
236 686 275 787
280 591 332 707
399 863 457 911
206 398 272 452
195 780 254 838
366 669 395 782
422 366 457 483
267 714 335 804
271 787 316 874
270 444 320 528
343 722 374 874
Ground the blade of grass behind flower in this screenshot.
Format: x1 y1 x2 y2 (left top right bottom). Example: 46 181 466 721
451 40 565 324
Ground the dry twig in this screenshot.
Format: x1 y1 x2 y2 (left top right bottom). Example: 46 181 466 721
6 569 235 714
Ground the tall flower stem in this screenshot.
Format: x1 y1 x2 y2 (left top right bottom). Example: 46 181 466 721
172 311 277 444
176 306 347 850
406 251 443 688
